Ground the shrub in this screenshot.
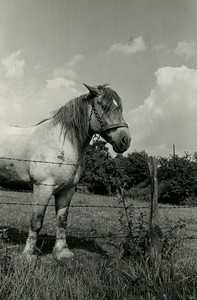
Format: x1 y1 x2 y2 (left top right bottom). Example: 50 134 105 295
158 153 197 205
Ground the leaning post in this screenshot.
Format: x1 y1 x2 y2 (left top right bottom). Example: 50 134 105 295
147 156 163 262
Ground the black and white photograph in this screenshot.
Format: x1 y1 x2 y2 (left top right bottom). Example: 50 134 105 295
0 1 197 299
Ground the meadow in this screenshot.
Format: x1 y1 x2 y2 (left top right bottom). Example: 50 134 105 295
1 189 197 300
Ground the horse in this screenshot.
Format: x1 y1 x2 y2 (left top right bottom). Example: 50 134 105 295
0 84 131 260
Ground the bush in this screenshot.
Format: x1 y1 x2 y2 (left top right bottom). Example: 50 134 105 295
158 153 197 205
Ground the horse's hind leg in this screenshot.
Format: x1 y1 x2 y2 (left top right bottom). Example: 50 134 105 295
23 185 52 259
53 187 75 260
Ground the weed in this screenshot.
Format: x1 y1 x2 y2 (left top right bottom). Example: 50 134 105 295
115 190 197 299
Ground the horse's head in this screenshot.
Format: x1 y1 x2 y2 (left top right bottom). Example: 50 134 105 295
84 84 131 153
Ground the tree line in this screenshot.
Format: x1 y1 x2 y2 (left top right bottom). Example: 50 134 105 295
79 140 197 205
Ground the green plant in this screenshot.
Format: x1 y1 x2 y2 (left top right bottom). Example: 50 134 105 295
116 191 197 299
117 191 187 263
80 140 128 195
158 153 197 205
162 218 187 260
118 202 149 262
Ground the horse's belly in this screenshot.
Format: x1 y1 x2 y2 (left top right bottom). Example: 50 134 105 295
0 161 32 190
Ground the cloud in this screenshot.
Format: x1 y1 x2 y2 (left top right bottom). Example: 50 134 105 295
46 54 85 93
0 77 79 126
46 77 76 90
154 43 167 51
0 52 81 126
50 54 85 80
127 65 197 157
52 67 76 79
107 36 146 57
67 54 85 67
1 49 25 79
174 41 197 59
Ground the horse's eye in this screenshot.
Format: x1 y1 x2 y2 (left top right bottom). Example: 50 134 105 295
113 99 118 106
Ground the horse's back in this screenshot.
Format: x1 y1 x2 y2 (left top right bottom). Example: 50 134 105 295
0 120 82 191
0 122 55 190
0 122 33 157
0 123 33 189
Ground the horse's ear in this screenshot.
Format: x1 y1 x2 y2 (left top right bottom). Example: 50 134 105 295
83 83 100 96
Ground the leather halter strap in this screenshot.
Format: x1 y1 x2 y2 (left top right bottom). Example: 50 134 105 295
90 101 128 133
102 122 128 131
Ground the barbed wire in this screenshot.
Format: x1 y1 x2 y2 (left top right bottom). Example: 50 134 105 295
1 155 197 246
0 233 125 240
0 197 196 210
1 231 197 242
0 201 149 209
0 156 83 167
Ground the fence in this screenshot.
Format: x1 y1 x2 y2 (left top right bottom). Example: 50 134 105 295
1 190 197 252
1 156 197 258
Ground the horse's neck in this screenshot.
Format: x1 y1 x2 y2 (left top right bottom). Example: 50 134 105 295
53 122 92 158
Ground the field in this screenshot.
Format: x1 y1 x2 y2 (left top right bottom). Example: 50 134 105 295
1 189 197 299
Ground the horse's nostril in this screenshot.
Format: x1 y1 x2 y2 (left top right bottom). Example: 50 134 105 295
121 135 131 147
121 136 127 145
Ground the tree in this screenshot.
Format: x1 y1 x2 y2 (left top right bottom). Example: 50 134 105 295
80 140 123 194
158 152 197 204
193 151 197 162
80 143 150 194
112 154 130 188
125 150 149 187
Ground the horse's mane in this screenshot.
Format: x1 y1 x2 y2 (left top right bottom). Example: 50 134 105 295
51 84 123 147
51 94 89 146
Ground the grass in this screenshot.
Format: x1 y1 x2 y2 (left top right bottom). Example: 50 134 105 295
1 189 197 299
1 245 197 300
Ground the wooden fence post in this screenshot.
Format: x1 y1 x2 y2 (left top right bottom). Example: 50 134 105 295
147 156 163 262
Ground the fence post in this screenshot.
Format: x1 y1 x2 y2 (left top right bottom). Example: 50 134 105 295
147 156 163 262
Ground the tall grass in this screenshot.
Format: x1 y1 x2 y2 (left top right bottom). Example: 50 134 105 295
1 244 197 300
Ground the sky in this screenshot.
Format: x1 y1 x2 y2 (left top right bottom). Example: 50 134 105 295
0 0 197 157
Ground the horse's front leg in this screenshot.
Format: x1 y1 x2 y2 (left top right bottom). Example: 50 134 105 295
23 184 52 259
53 187 75 260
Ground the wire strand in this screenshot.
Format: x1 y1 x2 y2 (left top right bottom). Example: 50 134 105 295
0 156 83 166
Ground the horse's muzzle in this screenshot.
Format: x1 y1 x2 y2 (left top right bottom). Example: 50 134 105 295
112 133 131 153
101 126 131 153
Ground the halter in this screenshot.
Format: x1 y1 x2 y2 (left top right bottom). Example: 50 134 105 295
90 101 128 133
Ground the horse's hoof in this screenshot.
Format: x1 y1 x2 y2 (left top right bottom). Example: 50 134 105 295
55 248 74 260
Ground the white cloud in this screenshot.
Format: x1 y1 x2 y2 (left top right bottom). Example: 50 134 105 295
107 36 146 56
46 77 76 90
174 41 197 59
1 49 25 79
154 43 167 51
127 66 197 157
52 67 76 79
52 54 85 80
0 78 79 126
46 54 84 92
0 52 80 126
67 54 85 67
